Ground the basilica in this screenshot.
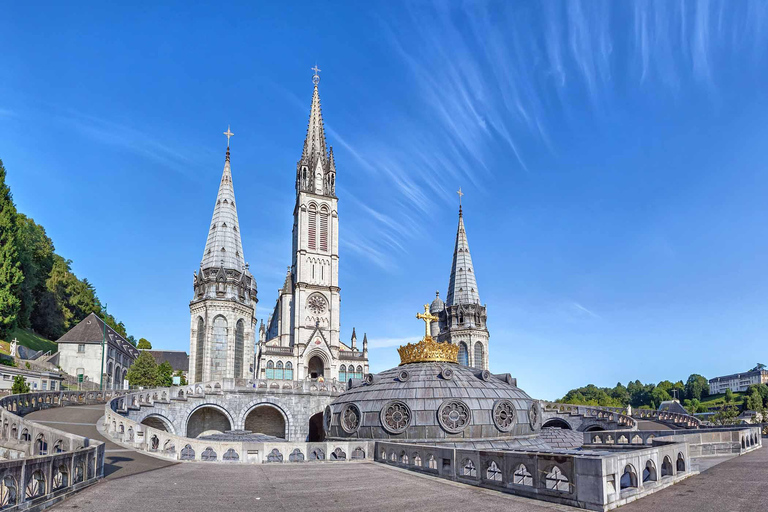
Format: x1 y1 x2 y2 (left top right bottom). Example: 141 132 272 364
188 74 369 385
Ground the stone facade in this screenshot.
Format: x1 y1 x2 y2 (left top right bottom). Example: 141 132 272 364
429 207 490 370
257 79 368 382
189 145 258 383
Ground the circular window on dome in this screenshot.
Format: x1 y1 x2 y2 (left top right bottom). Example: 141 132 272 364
398 370 410 382
529 401 542 430
492 400 516 432
437 400 472 434
340 403 361 434
323 405 332 432
380 400 412 434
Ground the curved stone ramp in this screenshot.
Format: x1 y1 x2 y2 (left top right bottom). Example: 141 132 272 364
25 404 175 480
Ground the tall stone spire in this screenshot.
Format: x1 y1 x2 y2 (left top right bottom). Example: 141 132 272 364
200 134 246 271
446 206 481 305
296 71 335 196
300 83 328 169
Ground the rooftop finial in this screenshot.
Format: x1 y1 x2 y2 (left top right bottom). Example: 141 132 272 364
311 64 321 85
457 187 464 215
224 125 234 162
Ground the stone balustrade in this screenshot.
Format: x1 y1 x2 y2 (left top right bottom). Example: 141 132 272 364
542 402 637 430
0 389 127 511
630 408 701 428
375 438 692 511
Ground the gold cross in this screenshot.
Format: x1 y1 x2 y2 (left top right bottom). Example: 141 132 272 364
223 125 234 147
457 187 464 207
416 304 438 339
312 64 321 85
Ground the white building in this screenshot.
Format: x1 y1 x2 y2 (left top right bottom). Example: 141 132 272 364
188 132 258 384
257 75 369 382
55 312 139 389
709 368 768 394
0 365 64 392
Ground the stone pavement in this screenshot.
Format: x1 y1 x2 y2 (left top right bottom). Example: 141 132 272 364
25 404 176 480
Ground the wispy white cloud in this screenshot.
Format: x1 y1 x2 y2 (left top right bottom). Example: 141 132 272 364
571 302 602 320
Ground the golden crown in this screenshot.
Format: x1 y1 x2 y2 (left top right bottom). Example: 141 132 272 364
398 335 459 365
397 305 459 365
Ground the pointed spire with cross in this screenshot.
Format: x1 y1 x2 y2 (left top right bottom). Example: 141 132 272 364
457 187 464 215
312 64 321 85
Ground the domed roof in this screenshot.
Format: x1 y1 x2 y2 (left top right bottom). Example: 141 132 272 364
325 362 545 449
429 291 445 313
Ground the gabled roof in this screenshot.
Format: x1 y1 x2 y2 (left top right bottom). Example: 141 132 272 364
56 313 139 358
446 208 481 305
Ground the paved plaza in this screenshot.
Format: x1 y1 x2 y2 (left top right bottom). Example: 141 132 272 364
24 405 767 512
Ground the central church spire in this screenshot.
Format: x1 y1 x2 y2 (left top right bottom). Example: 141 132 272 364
446 205 481 305
296 68 336 197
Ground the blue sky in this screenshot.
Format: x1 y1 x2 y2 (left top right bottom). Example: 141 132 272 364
2 1 768 400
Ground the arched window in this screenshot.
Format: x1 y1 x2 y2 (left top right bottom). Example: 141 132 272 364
275 362 284 380
661 456 673 477
339 365 347 383
356 365 363 379
545 466 569 492
308 204 317 250
458 342 469 366
319 206 329 252
513 464 533 486
676 453 685 472
620 465 637 489
473 342 484 369
266 361 274 380
284 362 293 380
643 460 657 483
210 316 228 381
234 319 245 378
195 318 205 383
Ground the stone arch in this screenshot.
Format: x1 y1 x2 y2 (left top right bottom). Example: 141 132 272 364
185 404 234 438
643 460 657 483
621 464 638 489
140 413 176 434
473 342 484 369
234 319 245 378
210 315 228 381
458 342 469 366
661 456 673 477
242 403 288 439
676 452 685 472
306 350 328 379
195 317 205 382
308 411 325 442
542 418 572 430
584 425 605 432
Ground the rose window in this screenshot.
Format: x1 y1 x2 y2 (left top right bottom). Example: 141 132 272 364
437 400 471 433
492 400 516 432
307 295 327 314
380 401 411 434
340 403 361 433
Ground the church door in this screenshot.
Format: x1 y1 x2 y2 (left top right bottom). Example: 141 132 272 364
308 356 324 379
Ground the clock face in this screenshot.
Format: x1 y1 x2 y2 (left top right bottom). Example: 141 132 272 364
307 295 327 314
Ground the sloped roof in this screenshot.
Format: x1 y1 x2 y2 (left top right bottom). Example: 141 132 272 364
144 350 189 372
56 313 139 358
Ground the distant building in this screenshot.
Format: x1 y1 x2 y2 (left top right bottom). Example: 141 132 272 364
709 368 768 394
55 313 139 389
142 350 189 376
658 400 688 415
0 365 64 392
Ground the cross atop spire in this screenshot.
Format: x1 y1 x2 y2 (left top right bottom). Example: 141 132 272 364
312 64 321 85
457 187 464 215
223 125 234 148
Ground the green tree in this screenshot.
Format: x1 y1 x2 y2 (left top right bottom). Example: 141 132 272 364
126 335 137 347
137 338 152 349
157 361 173 387
746 387 763 411
0 160 23 337
685 374 710 401
15 215 55 329
712 404 739 425
125 352 159 388
11 374 30 394
173 370 187 386
725 388 734 403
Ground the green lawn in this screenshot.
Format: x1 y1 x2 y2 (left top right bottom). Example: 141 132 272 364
0 327 58 355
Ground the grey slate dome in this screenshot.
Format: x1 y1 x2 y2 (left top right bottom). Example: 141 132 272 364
429 291 445 314
325 361 547 450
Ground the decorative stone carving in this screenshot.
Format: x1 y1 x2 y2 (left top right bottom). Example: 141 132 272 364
340 403 361 434
440 366 454 380
398 370 410 382
364 374 375 385
380 400 412 434
529 401 542 430
307 294 327 314
437 400 471 433
480 370 492 381
492 400 516 432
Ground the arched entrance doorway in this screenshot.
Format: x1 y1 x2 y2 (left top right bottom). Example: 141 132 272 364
186 406 232 438
244 405 286 439
308 411 325 442
541 418 572 430
308 356 324 379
